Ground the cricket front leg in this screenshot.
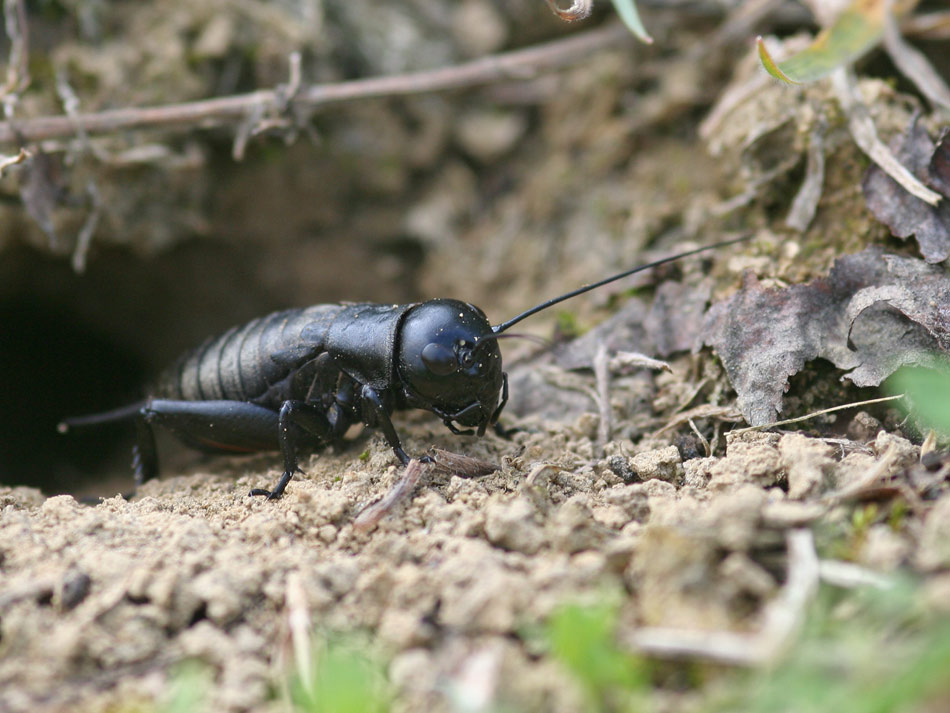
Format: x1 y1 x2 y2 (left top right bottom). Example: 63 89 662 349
359 385 423 466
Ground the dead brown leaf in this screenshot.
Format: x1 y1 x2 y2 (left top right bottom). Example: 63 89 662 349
702 248 950 425
862 118 950 263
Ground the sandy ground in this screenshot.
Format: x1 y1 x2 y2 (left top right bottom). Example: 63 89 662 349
3 383 949 712
2 4 949 711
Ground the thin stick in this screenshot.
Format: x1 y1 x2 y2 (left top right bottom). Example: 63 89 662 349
0 23 632 146
0 145 27 175
285 571 314 698
627 529 819 665
731 394 905 435
822 442 899 503
352 459 429 533
832 67 942 206
594 343 611 457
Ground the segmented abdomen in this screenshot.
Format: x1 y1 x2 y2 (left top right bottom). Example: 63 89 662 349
152 304 347 402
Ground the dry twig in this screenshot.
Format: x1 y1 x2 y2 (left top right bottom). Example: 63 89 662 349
883 3 950 111
818 559 893 589
627 529 819 665
652 403 743 437
285 571 314 699
822 442 899 503
353 459 430 533
785 120 826 231
730 394 906 435
832 67 942 206
0 145 27 175
0 0 29 103
0 23 632 146
429 448 499 478
594 343 612 456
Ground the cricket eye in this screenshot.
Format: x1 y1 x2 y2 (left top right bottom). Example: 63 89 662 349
421 342 458 375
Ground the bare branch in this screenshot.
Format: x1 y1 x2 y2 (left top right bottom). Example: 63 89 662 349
730 394 906 435
626 529 819 665
900 11 950 40
0 23 632 146
594 343 611 456
0 145 27 175
1 0 29 103
353 459 430 533
285 571 314 699
785 120 826 232
883 3 950 111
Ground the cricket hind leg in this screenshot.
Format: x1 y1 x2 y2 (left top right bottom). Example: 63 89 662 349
137 398 283 493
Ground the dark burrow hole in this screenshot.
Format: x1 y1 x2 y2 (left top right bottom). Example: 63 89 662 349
0 293 145 494
0 227 430 496
0 241 271 496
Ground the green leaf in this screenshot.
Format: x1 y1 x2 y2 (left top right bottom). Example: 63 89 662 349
292 638 389 713
757 0 914 84
547 600 646 708
610 0 653 44
889 360 950 435
162 661 211 713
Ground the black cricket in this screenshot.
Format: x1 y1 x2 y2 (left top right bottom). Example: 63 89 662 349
60 237 747 499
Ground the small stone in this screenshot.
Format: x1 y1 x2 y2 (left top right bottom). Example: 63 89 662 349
778 433 835 499
484 497 544 554
847 411 882 442
629 446 683 485
602 485 650 522
761 500 825 527
676 433 705 461
456 111 527 163
683 457 715 488
872 431 918 471
550 495 604 554
451 0 508 56
701 485 766 551
607 454 637 483
859 524 910 572
58 570 91 612
709 431 783 488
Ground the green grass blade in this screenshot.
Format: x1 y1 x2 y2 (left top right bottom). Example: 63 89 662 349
610 0 653 44
758 0 894 84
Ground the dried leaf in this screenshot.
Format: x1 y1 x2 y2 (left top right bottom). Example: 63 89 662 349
835 68 941 207
428 448 499 477
928 127 950 196
702 248 950 425
551 277 712 372
883 6 950 110
645 280 712 357
554 296 650 371
862 118 950 263
544 0 592 21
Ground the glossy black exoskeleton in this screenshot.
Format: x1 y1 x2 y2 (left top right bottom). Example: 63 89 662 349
60 237 748 499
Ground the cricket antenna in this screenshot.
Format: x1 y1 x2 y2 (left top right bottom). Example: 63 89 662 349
492 234 752 334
